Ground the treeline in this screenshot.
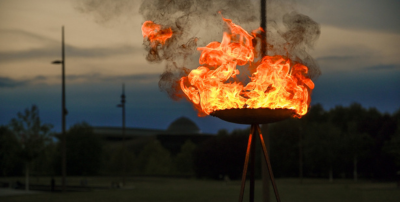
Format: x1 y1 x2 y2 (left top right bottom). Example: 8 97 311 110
196 103 400 181
0 120 197 177
1 103 400 182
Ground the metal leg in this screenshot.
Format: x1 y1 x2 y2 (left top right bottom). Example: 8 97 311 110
250 124 256 202
239 125 255 202
256 125 281 202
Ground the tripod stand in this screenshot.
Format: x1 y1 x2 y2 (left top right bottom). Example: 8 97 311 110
238 124 280 202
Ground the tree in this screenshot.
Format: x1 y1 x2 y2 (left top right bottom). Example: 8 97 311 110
103 144 136 175
30 142 57 177
0 126 23 176
269 119 302 178
303 103 328 123
55 122 103 176
343 121 373 181
328 104 374 181
137 139 173 175
383 120 400 168
304 122 342 182
174 140 197 175
193 128 248 179
9 105 53 190
385 109 400 168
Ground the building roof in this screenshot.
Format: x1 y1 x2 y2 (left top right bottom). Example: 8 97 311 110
93 117 204 140
93 127 165 137
167 117 201 134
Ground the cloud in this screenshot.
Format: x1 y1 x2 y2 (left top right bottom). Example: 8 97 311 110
363 64 400 71
316 55 360 63
0 77 29 88
0 29 142 64
65 73 160 83
0 44 140 63
0 73 160 88
0 75 54 88
0 29 57 46
298 0 400 34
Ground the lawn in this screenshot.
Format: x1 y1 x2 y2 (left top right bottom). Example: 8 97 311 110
1 177 400 202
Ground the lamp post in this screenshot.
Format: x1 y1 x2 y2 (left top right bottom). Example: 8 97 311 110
117 83 126 185
52 26 67 192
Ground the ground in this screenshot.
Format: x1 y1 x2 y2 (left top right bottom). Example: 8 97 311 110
1 177 400 202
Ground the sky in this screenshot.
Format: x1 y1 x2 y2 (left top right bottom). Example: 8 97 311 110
0 0 399 134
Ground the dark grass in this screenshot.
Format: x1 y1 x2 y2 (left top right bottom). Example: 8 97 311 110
1 177 400 202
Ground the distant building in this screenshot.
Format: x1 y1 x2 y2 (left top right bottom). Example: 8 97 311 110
93 117 214 155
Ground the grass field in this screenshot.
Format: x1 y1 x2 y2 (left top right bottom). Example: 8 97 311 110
1 177 400 202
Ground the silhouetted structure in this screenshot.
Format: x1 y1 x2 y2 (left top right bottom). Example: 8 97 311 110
116 83 126 184
51 26 67 192
93 117 213 155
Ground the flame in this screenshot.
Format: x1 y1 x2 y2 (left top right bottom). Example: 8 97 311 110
179 16 314 117
141 21 173 47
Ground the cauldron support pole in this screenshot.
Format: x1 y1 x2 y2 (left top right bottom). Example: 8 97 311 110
238 125 255 202
250 124 256 202
257 125 281 202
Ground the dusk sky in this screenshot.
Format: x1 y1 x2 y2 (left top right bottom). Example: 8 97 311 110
1 0 399 134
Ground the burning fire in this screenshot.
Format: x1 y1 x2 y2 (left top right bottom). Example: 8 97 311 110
141 21 173 48
142 17 314 117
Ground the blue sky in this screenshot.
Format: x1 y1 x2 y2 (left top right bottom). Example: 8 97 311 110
0 0 399 133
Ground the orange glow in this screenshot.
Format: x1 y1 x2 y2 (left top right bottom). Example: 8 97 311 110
141 21 173 47
180 16 314 117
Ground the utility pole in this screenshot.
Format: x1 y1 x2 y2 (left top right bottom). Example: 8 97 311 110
117 83 126 185
52 26 67 192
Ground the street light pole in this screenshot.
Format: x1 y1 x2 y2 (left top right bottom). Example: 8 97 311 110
52 26 67 192
117 83 126 185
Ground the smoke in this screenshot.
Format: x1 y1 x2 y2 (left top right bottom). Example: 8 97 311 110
137 0 262 100
73 0 140 24
266 1 321 78
74 0 321 99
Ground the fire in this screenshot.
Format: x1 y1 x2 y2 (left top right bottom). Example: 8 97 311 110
180 16 314 117
141 17 314 118
141 21 173 47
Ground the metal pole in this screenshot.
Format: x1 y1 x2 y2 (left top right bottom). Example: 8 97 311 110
61 26 66 192
260 0 270 201
122 83 126 185
261 124 271 202
261 0 267 57
122 83 126 136
238 126 255 202
299 130 303 183
257 126 281 202
122 83 125 142
117 83 126 185
250 125 256 202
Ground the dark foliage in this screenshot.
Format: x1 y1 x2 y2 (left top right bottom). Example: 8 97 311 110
269 119 302 178
192 103 400 181
0 126 23 176
268 103 400 180
54 122 103 176
193 128 249 179
9 105 53 162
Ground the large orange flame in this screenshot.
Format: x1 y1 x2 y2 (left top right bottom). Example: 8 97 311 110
141 17 315 118
180 16 314 117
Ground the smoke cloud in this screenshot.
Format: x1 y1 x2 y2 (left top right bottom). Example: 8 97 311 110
74 0 321 100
